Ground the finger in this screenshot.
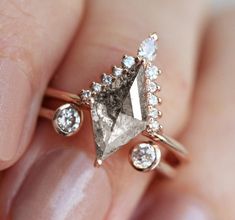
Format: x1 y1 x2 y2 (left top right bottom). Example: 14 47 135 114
1 0 207 219
132 8 235 220
0 0 84 169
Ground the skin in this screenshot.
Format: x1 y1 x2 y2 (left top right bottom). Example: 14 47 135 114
0 0 234 219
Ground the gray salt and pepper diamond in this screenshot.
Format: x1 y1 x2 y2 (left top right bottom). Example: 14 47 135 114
90 62 148 161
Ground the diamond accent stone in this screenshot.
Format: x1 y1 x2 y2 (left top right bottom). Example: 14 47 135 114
147 94 158 106
92 83 102 93
147 81 157 93
146 65 159 80
80 90 91 103
53 104 81 136
113 66 123 77
131 143 161 170
148 118 160 131
148 108 159 118
102 74 113 85
122 56 135 69
138 37 157 61
91 62 148 161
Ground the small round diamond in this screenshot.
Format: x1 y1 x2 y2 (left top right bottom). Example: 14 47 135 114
147 81 157 93
80 90 91 103
92 82 102 93
102 74 113 85
147 94 158 106
113 66 123 77
53 104 81 136
131 143 161 170
122 56 135 69
138 37 158 61
146 65 159 80
148 118 160 131
148 108 159 118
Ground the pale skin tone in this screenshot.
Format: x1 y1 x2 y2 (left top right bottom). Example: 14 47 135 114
0 0 234 219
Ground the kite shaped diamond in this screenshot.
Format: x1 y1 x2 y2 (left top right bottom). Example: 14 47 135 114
90 62 148 162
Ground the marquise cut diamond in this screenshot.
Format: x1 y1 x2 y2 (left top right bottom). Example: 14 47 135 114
138 37 157 61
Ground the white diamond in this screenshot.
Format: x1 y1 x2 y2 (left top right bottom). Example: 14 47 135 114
113 66 123 76
148 108 159 118
146 65 159 80
92 83 102 93
148 118 160 131
54 104 81 135
148 94 158 105
102 74 113 85
147 82 157 93
131 143 158 170
138 37 157 61
81 90 91 103
122 56 135 69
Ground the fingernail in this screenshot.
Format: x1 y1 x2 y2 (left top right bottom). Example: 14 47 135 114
11 148 111 220
0 59 31 161
133 192 215 220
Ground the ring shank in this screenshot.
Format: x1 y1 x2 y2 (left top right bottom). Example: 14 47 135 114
40 88 189 176
45 88 81 105
142 131 189 163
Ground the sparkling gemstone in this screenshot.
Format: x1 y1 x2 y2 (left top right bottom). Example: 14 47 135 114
147 94 158 105
102 74 113 85
54 104 81 135
147 81 157 93
90 63 148 161
138 37 157 61
113 66 123 77
131 143 159 170
81 90 91 103
92 83 102 93
148 118 160 131
145 65 159 80
122 56 135 69
148 108 159 118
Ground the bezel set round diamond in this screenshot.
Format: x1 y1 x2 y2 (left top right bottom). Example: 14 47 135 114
53 103 82 136
130 143 161 171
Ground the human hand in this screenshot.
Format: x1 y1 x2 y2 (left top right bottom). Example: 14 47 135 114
0 0 234 219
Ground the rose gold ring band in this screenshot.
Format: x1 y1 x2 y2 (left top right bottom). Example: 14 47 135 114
38 33 189 177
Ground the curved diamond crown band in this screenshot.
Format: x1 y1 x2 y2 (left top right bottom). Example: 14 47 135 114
39 33 189 177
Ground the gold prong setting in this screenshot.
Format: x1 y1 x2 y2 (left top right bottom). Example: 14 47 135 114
79 54 142 105
136 33 163 135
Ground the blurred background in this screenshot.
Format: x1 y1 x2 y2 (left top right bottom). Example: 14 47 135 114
214 0 235 9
